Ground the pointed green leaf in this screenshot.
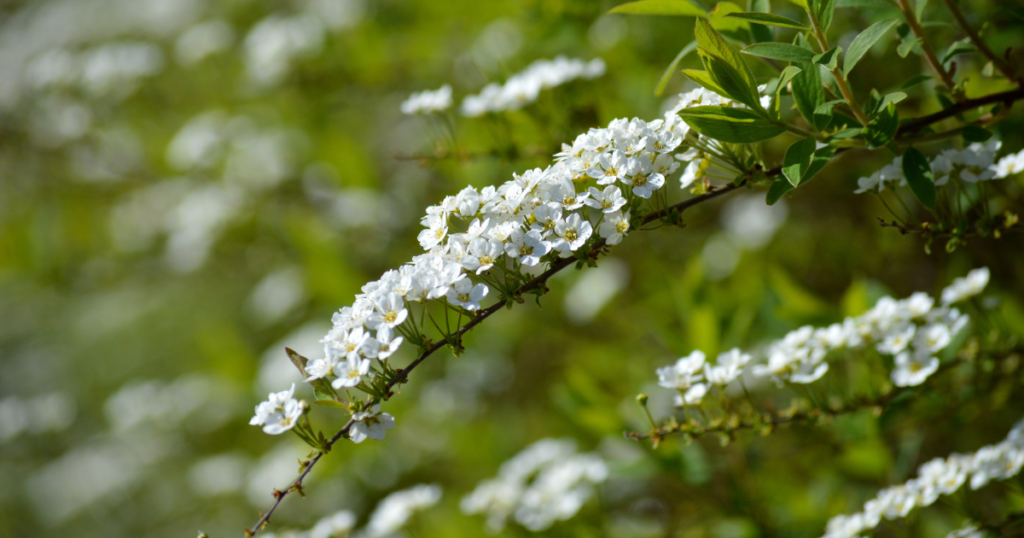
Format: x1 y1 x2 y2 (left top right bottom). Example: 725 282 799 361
772 65 804 117
897 37 921 58
656 41 699 96
813 46 841 69
812 99 846 131
610 0 707 16
941 39 976 65
314 398 349 409
682 69 729 95
708 2 750 32
843 19 898 79
902 147 936 209
863 102 898 148
803 144 837 182
742 43 816 63
677 106 785 143
782 136 817 186
700 48 764 109
876 92 907 113
766 178 794 205
791 59 825 127
749 0 775 43
726 12 808 29
695 18 759 98
901 74 932 89
286 347 310 376
812 0 836 32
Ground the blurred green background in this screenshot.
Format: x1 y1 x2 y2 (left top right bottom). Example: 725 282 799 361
0 0 1023 536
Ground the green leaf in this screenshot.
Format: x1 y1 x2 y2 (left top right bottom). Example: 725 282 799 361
863 102 898 148
897 37 921 58
314 398 348 409
708 2 750 32
828 127 862 140
694 19 761 108
742 43 816 63
813 99 845 131
901 147 936 209
782 136 817 186
791 57 825 127
812 0 836 32
772 65 803 117
901 74 932 89
803 144 837 182
837 0 895 6
962 125 993 143
682 69 729 95
915 0 929 22
610 0 707 16
677 106 785 143
874 92 906 115
656 41 699 96
766 178 794 205
748 0 775 43
700 49 764 109
726 12 808 29
286 347 310 376
843 19 898 79
941 39 976 65
813 46 842 69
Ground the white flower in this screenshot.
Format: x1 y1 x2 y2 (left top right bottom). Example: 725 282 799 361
249 384 303 435
349 404 396 443
309 511 356 538
552 213 593 253
447 278 489 311
463 237 504 274
704 348 750 386
366 484 442 537
401 85 452 115
657 351 705 389
598 211 630 245
506 229 550 266
418 215 448 250
891 350 939 387
332 355 370 389
304 346 337 381
674 383 707 406
941 267 990 304
588 150 629 185
914 323 951 353
367 292 409 329
876 323 916 355
584 185 627 214
625 154 665 198
376 326 404 360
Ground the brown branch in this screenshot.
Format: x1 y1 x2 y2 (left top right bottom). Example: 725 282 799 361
897 87 1024 136
896 0 957 92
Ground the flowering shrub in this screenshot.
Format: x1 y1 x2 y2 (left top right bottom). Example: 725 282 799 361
3 0 1024 537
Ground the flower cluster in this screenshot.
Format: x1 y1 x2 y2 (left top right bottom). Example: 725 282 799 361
365 483 442 536
656 268 989 408
260 510 356 538
460 56 605 116
855 141 1022 194
821 416 1024 538
400 84 453 115
249 384 304 435
460 439 608 533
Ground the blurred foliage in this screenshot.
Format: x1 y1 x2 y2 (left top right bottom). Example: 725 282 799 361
0 0 1023 537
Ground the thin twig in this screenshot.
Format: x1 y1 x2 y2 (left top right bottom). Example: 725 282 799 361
896 0 957 92
941 0 1020 85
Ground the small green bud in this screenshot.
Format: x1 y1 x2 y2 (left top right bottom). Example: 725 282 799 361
636 393 649 407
